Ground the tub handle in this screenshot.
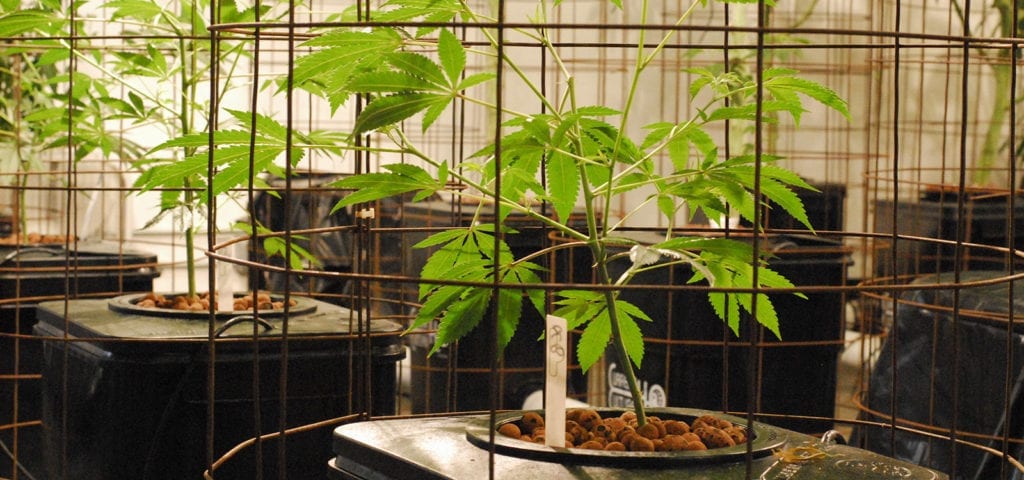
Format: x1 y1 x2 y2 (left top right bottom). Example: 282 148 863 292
0 247 66 266
214 315 275 337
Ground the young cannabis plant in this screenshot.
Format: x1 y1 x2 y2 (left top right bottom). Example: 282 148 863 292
275 0 848 426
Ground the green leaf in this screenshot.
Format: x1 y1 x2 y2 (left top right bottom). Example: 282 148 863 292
616 309 645 368
0 10 61 37
553 290 604 330
413 256 491 322
757 177 812 230
102 0 168 23
330 163 443 210
546 153 579 222
375 0 463 37
209 145 288 199
437 28 465 85
348 71 438 94
385 52 449 89
655 236 755 259
495 288 524 355
293 28 404 93
576 105 621 117
353 93 451 135
765 72 850 120
133 155 206 193
456 72 497 91
413 228 474 249
431 287 491 355
576 309 611 372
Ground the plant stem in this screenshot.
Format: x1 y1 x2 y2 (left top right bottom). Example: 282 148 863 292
594 244 648 427
973 62 1012 186
184 193 197 299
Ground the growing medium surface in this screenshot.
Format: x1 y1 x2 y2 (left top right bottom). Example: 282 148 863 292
499 409 747 452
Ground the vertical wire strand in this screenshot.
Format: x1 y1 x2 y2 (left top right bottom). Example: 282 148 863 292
58 0 78 477
951 0 973 474
276 0 300 476
488 1 507 478
1001 3 1020 477
237 0 268 476
205 0 220 474
721 0 734 424
887 0 902 460
745 1 768 476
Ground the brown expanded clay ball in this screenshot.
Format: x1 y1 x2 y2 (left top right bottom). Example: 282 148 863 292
520 411 545 434
680 432 708 451
503 411 740 453
692 414 733 431
664 420 690 435
232 292 298 311
693 426 736 449
604 441 626 451
628 436 655 452
724 426 748 444
26 233 75 244
498 423 521 439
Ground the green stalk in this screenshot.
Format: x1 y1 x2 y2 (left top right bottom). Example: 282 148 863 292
184 189 197 299
584 1 704 425
598 247 648 426
973 62 1012 186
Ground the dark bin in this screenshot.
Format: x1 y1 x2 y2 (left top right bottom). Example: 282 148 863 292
250 174 355 304
0 242 158 478
873 194 1024 278
853 271 1024 480
34 296 404 480
603 234 851 434
742 182 847 232
249 174 411 314
397 199 589 413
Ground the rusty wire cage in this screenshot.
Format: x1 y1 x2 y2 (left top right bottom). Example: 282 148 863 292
1 0 1024 479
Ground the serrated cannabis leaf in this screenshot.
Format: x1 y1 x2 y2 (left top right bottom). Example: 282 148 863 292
329 163 443 212
354 92 452 134
437 28 465 85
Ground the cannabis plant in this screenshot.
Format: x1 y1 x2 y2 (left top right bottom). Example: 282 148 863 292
223 0 848 425
0 2 148 240
122 0 335 302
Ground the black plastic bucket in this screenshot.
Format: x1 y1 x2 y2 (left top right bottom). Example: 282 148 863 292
0 242 158 478
34 296 404 480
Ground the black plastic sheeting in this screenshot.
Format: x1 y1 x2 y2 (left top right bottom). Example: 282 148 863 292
854 271 1024 480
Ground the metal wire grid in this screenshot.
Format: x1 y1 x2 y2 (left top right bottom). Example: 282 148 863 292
0 0 1021 478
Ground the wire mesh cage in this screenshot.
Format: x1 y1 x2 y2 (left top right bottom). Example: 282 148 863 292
0 0 1023 479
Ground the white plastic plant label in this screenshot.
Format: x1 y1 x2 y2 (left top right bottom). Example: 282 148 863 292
544 314 568 448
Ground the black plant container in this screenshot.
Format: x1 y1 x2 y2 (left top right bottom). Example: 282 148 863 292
34 295 404 480
0 242 158 478
873 193 1024 278
328 407 948 479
